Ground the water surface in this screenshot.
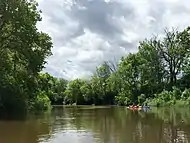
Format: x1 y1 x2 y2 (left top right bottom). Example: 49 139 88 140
0 106 190 143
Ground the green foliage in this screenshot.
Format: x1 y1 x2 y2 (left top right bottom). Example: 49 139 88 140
30 90 51 111
1 0 190 115
138 94 146 105
146 87 190 107
181 88 190 99
0 0 52 114
37 73 68 105
35 27 190 107
115 92 130 106
64 79 86 105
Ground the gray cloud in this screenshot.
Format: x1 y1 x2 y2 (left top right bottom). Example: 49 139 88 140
37 0 190 80
70 0 134 39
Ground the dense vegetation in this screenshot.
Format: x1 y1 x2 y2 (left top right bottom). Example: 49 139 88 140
60 27 190 107
36 27 190 108
0 0 53 113
1 0 190 115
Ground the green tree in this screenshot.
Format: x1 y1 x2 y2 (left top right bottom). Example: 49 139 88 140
138 39 165 96
117 54 141 104
64 79 86 105
0 0 52 113
156 28 190 87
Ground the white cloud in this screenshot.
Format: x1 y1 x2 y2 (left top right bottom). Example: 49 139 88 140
36 0 190 80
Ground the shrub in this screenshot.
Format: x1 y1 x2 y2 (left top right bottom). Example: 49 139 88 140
115 92 130 106
181 88 190 99
30 91 51 111
172 86 182 100
145 88 190 107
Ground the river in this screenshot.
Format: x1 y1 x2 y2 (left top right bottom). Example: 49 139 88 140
0 106 190 143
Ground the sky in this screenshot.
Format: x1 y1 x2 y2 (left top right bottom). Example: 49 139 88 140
36 0 190 80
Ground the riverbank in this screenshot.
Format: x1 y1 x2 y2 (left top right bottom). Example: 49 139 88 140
144 88 190 107
54 105 115 109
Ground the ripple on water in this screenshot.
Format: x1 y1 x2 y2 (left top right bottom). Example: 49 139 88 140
38 129 99 143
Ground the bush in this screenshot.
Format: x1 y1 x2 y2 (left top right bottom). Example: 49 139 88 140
0 85 28 114
181 88 190 99
145 88 190 107
158 90 172 102
175 100 188 106
30 91 51 111
146 98 165 107
172 86 182 100
115 91 130 106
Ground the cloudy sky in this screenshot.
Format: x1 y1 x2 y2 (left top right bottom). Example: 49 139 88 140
37 0 190 80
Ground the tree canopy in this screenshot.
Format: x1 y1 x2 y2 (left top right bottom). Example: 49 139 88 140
0 0 52 114
60 27 190 107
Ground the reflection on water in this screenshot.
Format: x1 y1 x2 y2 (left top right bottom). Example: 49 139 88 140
0 106 190 143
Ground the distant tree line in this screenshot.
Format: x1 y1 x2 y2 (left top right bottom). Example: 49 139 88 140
39 27 190 107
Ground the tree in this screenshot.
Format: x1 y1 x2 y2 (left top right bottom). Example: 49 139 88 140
64 79 85 105
0 0 52 113
138 39 165 96
80 81 93 104
117 54 141 104
155 28 190 87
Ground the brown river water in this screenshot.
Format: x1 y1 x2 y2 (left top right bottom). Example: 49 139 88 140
0 106 190 143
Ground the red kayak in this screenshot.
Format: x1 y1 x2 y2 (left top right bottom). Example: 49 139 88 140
127 106 142 111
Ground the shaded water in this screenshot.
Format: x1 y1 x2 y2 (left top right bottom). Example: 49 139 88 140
1 106 190 143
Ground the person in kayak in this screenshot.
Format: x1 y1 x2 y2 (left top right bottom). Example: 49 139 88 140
129 103 138 108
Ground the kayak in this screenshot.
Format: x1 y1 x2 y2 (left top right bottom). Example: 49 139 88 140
127 106 142 111
127 106 150 111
